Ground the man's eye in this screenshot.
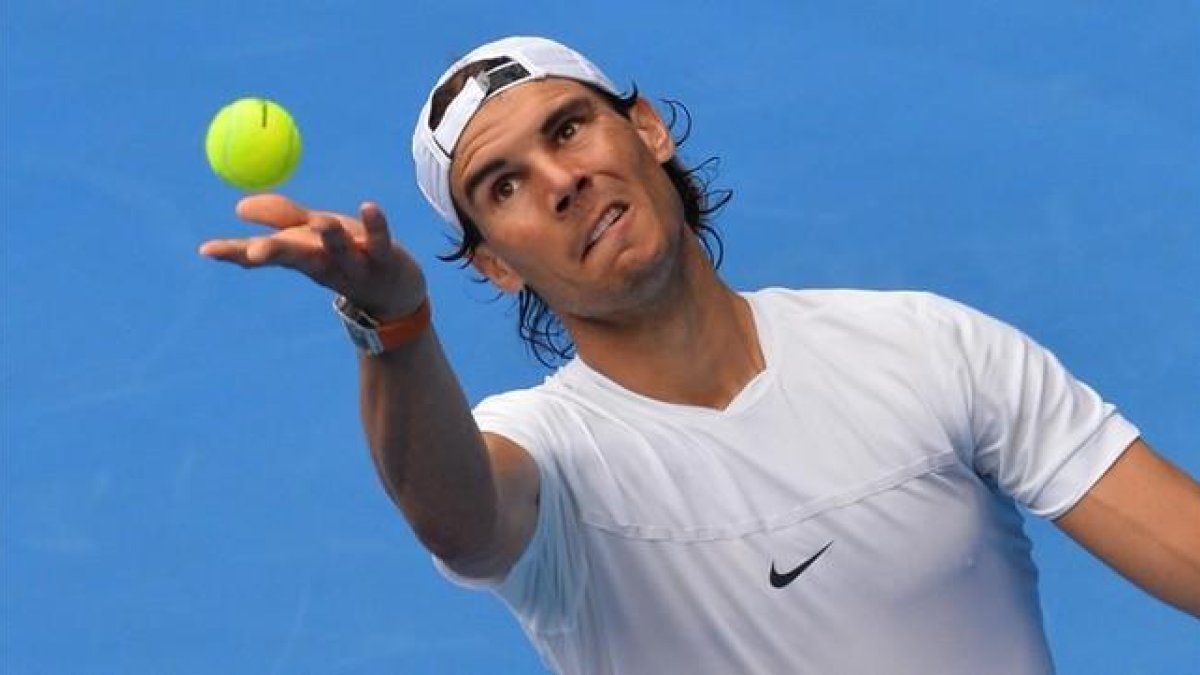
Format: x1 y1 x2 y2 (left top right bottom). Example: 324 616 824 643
558 119 580 142
493 178 516 202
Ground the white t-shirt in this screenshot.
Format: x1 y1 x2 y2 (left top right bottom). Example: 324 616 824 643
440 289 1138 674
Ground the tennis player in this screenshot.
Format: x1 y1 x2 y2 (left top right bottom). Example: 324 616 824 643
200 36 1200 674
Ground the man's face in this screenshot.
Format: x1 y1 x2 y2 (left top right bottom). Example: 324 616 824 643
449 78 685 322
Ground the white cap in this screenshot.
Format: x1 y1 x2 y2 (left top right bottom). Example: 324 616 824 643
412 36 619 229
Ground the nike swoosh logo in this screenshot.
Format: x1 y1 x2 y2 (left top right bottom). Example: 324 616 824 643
769 541 833 589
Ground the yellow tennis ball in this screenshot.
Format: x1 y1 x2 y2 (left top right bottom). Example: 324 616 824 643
205 97 302 191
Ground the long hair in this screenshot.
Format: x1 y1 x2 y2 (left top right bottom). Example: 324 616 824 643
431 61 732 367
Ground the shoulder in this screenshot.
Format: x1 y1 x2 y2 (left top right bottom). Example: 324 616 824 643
744 286 964 316
744 286 982 340
473 362 590 419
471 364 598 462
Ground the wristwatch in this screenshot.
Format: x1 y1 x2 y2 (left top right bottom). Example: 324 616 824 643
333 295 432 355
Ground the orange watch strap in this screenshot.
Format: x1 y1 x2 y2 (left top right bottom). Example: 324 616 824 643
375 298 432 350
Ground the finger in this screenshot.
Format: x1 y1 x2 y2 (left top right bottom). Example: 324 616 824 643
241 233 320 270
235 193 310 230
198 239 252 264
244 237 280 265
315 216 368 280
360 201 393 259
198 237 292 270
201 232 333 283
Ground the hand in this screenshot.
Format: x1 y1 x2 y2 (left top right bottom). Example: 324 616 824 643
198 194 427 319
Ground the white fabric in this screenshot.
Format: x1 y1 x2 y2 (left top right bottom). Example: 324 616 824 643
440 289 1138 674
412 36 619 229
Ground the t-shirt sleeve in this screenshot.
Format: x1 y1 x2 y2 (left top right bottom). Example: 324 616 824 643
923 294 1140 518
431 388 588 637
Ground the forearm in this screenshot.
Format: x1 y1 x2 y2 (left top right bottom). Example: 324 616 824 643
358 326 498 560
1063 490 1200 617
1056 439 1200 617
200 196 498 557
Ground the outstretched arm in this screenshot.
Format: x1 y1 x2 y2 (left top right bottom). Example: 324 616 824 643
357 323 539 578
199 195 539 578
1055 438 1200 617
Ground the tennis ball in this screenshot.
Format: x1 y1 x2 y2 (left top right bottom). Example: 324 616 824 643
205 97 302 191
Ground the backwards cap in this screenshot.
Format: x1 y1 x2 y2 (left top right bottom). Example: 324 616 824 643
412 36 619 229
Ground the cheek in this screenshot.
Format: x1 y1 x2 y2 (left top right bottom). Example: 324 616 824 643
480 223 564 277
623 138 681 216
481 211 545 251
646 164 684 223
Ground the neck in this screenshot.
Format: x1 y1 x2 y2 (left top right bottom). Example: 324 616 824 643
565 239 765 410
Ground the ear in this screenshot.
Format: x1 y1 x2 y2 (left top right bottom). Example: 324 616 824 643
470 243 526 294
629 98 676 164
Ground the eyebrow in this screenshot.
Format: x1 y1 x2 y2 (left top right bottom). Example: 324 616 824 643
463 157 507 209
462 94 595 208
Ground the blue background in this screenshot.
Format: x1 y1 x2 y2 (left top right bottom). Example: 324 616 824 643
3 1 1197 672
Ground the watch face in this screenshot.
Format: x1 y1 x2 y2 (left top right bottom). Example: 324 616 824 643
335 296 368 326
334 297 383 354
346 322 383 354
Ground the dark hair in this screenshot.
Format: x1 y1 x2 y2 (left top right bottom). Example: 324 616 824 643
431 59 732 367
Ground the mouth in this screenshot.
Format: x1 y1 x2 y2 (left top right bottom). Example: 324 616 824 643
583 202 629 257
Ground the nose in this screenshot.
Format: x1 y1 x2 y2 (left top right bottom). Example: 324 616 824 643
535 153 589 217
555 175 590 215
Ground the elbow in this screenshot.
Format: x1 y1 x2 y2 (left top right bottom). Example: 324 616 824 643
407 503 500 564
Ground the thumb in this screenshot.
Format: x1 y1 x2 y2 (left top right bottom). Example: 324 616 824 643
235 193 310 230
